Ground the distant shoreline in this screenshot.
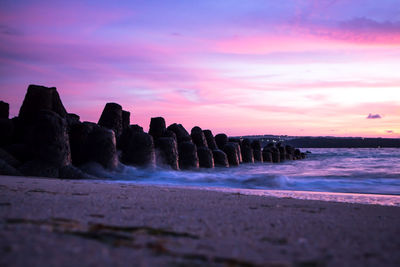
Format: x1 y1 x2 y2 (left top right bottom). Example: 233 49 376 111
239 136 400 148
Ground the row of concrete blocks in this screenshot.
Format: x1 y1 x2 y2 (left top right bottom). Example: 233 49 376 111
91 102 306 170
0 85 305 179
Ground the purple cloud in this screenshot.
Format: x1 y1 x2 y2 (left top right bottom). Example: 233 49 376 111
339 17 400 34
366 113 382 119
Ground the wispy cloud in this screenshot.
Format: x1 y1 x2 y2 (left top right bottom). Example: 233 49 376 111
367 113 382 119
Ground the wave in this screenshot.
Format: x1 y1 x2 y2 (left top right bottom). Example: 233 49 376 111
79 148 400 195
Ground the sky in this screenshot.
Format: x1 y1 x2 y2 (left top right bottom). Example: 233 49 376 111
0 0 399 137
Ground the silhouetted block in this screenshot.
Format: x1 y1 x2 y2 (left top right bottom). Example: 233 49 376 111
212 149 229 167
66 113 80 128
197 146 214 168
215 133 228 150
86 126 118 169
223 142 240 166
162 129 177 141
262 147 273 163
155 137 179 170
251 140 263 162
203 129 217 150
69 122 96 166
285 145 294 160
149 117 166 140
98 102 123 137
278 145 286 162
294 149 301 160
0 118 13 147
191 126 208 148
271 147 280 163
28 110 71 167
241 138 254 163
178 141 199 169
19 84 67 121
167 123 191 143
0 101 9 119
121 129 155 167
122 110 130 130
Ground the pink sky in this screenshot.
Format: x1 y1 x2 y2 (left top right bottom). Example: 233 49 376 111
0 0 399 137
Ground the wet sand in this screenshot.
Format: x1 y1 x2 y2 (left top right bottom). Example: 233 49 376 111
1 175 399 266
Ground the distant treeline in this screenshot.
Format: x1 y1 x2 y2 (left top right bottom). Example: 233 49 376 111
284 137 400 148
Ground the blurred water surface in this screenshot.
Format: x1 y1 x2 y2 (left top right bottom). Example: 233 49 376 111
86 148 400 195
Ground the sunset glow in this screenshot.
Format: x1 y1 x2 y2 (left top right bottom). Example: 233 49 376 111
1 0 399 137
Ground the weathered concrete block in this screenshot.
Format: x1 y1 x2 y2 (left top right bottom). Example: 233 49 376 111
215 133 228 150
98 102 123 137
178 141 199 169
149 117 166 141
191 126 208 148
28 110 71 167
121 129 155 167
167 123 191 143
203 130 217 150
223 142 240 167
212 149 229 168
197 146 214 168
155 137 179 170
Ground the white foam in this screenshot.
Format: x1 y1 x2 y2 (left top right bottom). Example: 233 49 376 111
202 187 400 206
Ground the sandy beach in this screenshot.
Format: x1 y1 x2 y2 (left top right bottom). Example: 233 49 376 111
1 175 399 266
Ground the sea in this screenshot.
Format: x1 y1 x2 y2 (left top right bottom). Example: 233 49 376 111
84 148 400 206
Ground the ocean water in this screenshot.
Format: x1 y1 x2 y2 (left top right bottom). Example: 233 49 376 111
85 148 400 197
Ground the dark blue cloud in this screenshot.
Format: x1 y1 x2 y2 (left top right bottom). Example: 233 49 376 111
366 113 381 119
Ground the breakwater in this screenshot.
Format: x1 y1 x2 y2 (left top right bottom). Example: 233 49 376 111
0 84 306 179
